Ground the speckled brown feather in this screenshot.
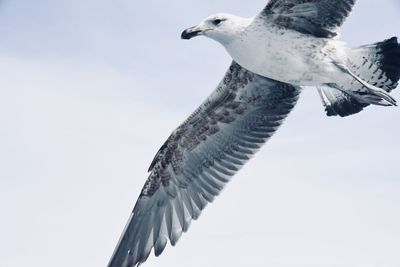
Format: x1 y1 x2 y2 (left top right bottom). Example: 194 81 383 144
108 62 301 267
142 63 295 197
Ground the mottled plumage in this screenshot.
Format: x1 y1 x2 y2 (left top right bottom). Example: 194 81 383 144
262 0 356 37
108 62 300 267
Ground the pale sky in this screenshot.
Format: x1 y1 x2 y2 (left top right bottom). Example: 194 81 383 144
0 1 399 267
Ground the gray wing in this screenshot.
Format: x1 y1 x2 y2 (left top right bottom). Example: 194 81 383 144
108 62 301 267
260 0 357 38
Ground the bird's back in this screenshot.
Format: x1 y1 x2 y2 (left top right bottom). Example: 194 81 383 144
224 19 334 85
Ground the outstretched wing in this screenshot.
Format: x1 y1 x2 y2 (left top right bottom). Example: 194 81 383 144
107 62 301 267
259 0 357 38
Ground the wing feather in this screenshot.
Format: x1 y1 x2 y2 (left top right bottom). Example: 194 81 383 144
108 62 301 267
260 0 357 38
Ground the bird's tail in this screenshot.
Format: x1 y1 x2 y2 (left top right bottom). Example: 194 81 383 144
318 37 400 117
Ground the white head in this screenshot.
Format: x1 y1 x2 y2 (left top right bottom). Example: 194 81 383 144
181 13 251 45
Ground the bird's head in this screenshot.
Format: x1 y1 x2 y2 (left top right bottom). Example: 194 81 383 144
181 13 251 45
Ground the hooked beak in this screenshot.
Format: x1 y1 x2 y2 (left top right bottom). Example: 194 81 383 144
181 26 204 40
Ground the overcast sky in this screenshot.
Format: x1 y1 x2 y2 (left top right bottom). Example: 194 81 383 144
0 1 399 267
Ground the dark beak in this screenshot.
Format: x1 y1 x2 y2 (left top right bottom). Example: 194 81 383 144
181 26 202 40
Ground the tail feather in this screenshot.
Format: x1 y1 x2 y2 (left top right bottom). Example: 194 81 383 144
319 37 400 117
347 37 400 91
375 37 400 86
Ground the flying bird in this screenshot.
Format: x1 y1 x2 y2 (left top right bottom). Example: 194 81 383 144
108 1 400 266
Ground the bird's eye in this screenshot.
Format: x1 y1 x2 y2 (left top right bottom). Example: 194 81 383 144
212 19 223 26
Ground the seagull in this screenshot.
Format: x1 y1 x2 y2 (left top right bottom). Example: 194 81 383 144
181 1 398 107
108 1 400 266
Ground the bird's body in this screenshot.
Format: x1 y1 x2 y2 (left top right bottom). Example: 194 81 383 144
109 1 400 266
225 18 340 85
184 12 397 106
